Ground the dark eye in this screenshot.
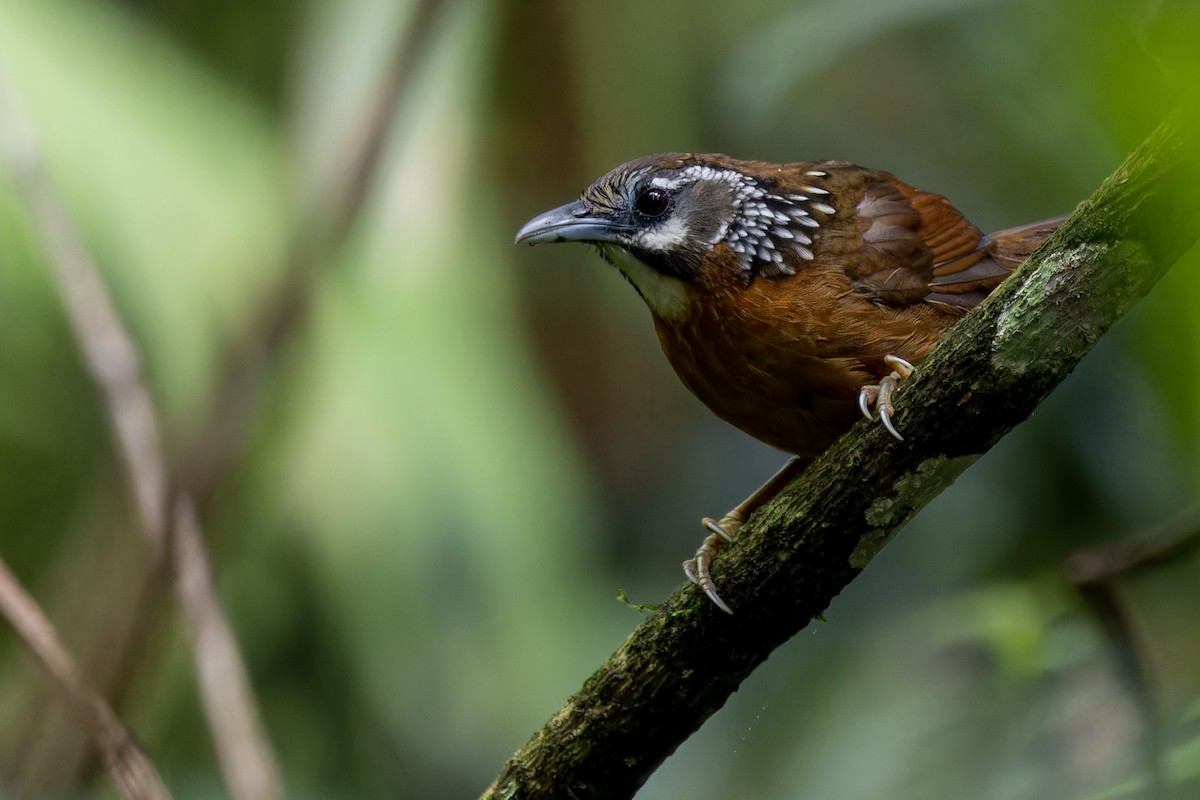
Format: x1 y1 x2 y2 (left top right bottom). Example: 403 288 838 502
634 187 669 217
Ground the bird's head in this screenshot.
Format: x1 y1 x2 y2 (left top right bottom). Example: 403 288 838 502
515 153 832 319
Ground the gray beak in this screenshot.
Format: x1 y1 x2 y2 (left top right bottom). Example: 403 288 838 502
514 200 626 245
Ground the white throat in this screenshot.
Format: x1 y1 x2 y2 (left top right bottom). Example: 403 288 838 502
601 246 689 321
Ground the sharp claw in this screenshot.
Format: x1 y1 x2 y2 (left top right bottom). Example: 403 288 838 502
884 355 915 379
880 408 904 441
858 387 876 421
686 459 807 615
685 531 737 613
702 516 736 541
860 354 913 440
705 586 734 615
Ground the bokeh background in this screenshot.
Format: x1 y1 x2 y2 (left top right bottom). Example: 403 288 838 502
1 0 1199 798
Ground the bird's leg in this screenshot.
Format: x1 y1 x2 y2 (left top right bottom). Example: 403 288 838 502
858 354 915 441
683 456 811 614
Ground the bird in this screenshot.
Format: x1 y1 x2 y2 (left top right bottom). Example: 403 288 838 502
515 153 1063 613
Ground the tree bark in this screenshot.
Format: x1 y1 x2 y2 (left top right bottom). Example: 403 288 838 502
483 107 1200 800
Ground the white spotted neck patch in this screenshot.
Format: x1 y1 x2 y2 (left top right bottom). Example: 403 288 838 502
672 164 835 279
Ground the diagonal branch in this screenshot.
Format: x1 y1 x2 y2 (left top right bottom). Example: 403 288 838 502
0 556 172 800
484 107 1200 799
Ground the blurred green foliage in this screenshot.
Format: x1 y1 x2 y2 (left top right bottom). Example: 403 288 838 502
0 0 1198 798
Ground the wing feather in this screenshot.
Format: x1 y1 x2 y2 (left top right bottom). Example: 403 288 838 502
849 177 1060 310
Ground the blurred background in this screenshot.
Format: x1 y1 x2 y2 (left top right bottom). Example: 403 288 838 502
0 0 1198 798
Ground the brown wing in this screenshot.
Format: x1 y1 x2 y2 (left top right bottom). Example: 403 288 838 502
847 178 1061 311
846 179 998 310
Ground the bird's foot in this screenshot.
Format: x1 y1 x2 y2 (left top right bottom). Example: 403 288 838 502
683 512 743 615
858 355 914 441
681 457 809 615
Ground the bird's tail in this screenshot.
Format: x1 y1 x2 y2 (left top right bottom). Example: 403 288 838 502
988 216 1067 267
926 215 1068 309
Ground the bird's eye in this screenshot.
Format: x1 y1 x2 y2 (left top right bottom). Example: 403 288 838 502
634 187 669 217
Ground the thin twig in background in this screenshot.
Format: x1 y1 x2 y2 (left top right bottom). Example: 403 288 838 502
1067 511 1200 585
0 556 172 800
171 496 282 800
1067 509 1200 798
182 0 450 506
0 58 282 800
0 0 452 794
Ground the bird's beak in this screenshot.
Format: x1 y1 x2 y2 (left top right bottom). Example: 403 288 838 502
514 200 625 246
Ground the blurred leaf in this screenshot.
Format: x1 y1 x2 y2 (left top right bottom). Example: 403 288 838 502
1126 246 1200 466
0 0 289 428
1085 731 1200 800
720 0 995 125
270 0 618 791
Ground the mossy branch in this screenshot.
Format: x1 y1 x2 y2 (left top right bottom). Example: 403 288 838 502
483 108 1200 800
